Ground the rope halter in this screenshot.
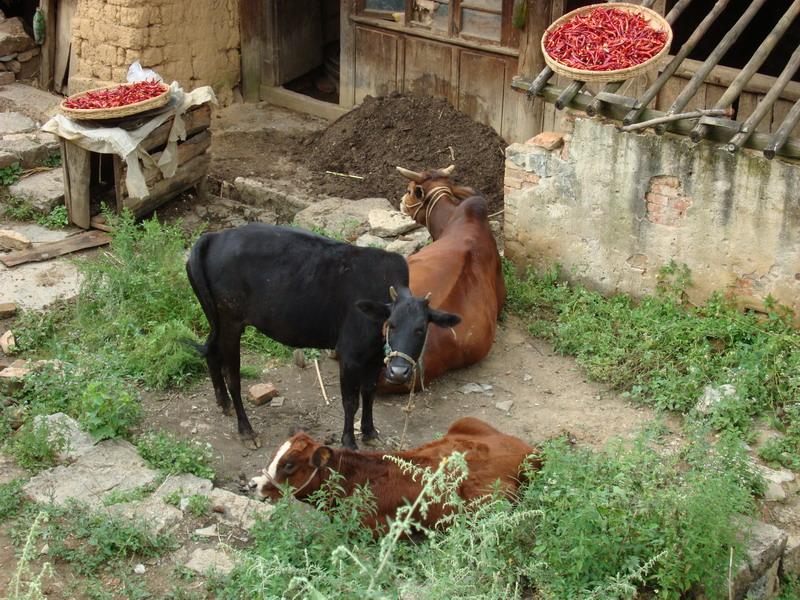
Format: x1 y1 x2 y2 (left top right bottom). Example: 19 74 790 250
401 185 452 230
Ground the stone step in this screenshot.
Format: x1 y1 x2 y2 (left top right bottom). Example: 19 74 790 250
0 131 59 169
0 83 61 122
8 168 64 213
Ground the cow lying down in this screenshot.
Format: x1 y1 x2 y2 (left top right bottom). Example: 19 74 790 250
249 417 539 531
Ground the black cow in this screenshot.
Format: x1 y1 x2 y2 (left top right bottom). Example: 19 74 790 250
186 224 460 450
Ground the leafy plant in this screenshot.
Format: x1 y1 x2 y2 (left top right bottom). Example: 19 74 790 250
758 404 800 470
0 479 26 521
79 381 141 440
3 196 37 221
7 512 51 600
6 419 65 472
136 430 215 480
184 494 211 516
0 163 23 186
101 482 158 507
36 204 69 229
42 152 62 168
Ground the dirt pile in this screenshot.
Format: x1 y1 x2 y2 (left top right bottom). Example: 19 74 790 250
306 93 507 212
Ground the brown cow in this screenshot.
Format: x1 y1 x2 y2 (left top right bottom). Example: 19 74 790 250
380 165 506 391
249 417 538 531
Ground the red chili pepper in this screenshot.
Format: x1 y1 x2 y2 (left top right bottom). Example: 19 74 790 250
64 80 165 110
544 7 667 72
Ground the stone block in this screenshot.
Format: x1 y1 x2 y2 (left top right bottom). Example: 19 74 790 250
185 547 234 576
17 47 39 62
0 229 32 251
526 131 564 151
248 382 279 406
208 487 274 530
355 233 388 249
0 302 17 318
23 439 160 507
32 413 96 462
0 111 34 134
106 496 183 535
8 169 64 213
293 197 392 239
729 520 787 600
385 228 431 257
0 71 14 85
0 329 14 353
783 534 800 576
0 133 54 169
368 208 420 238
153 473 214 501
0 18 34 57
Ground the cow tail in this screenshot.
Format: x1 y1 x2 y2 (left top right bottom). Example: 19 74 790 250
185 235 218 358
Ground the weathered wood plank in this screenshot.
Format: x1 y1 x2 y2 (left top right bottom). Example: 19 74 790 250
458 50 505 133
139 104 212 154
339 0 357 107
403 37 455 100
62 141 91 229
772 98 800 139
0 231 111 268
123 154 211 217
354 26 399 104
240 0 264 101
260 86 351 120
128 130 211 190
38 0 57 91
53 0 76 93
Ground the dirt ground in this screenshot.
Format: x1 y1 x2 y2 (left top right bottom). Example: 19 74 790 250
141 316 665 491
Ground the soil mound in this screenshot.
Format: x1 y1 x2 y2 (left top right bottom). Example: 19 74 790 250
306 93 507 212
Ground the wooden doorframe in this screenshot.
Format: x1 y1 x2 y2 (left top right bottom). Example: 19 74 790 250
38 0 57 91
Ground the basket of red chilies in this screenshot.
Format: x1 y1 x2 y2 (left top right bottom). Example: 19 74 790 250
542 3 672 82
60 79 171 120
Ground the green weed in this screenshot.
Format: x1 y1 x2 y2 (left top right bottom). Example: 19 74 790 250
1 163 22 186
3 196 37 220
101 481 159 507
79 381 141 440
42 152 62 168
7 512 51 600
0 479 26 521
6 419 65 472
758 404 800 470
136 430 215 480
35 204 68 229
184 494 211 516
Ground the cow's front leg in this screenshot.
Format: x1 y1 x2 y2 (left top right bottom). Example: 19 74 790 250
359 363 383 445
339 364 360 450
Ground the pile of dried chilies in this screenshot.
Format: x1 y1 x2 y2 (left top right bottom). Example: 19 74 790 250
63 80 166 110
544 7 668 72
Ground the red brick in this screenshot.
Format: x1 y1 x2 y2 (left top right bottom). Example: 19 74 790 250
522 173 541 184
646 192 667 205
248 382 279 406
525 131 564 151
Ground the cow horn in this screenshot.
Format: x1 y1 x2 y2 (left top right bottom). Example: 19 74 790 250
396 166 424 182
424 292 432 303
389 286 398 301
441 164 455 176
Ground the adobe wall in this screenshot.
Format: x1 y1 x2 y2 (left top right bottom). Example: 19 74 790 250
504 117 800 313
70 0 240 105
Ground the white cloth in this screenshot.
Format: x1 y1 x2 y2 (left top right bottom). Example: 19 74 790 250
42 83 217 199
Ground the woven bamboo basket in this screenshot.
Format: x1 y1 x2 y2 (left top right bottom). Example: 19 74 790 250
541 3 673 83
60 82 171 120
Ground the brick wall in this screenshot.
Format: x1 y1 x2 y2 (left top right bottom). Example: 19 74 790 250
70 0 241 105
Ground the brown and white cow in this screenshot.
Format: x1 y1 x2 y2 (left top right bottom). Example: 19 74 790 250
380 165 506 391
249 417 538 531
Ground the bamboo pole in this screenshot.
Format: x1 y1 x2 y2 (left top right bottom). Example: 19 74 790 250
764 98 800 159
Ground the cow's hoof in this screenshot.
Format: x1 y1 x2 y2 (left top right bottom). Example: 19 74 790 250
362 436 381 448
241 433 261 450
341 437 359 451
361 429 380 445
222 406 234 417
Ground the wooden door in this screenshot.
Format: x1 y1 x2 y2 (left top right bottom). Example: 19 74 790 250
274 0 324 85
53 0 77 93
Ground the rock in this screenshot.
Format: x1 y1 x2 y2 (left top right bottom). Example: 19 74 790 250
0 365 28 394
293 197 392 239
495 400 514 413
0 111 34 135
106 495 183 535
8 169 64 213
23 439 160 507
293 348 306 369
233 177 313 221
526 132 565 151
17 48 39 62
458 383 492 394
368 208 420 238
0 150 17 169
248 382 279 406
194 524 218 538
729 520 788 600
0 229 32 251
6 59 19 73
32 413 95 462
208 487 274 530
133 563 146 575
0 71 13 85
695 384 737 415
16 55 38 81
0 302 17 318
385 228 431 257
756 465 795 503
0 329 15 353
0 132 59 169
355 233 388 249
784 534 800 576
185 547 234 576
764 482 786 502
269 396 284 408
0 18 34 56
153 473 214 501
523 374 533 382
0 83 63 122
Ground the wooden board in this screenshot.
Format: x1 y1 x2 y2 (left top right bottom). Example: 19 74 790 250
339 0 357 107
124 154 211 217
458 50 506 133
0 231 111 268
140 104 212 154
403 37 456 102
61 140 91 229
130 131 211 190
354 26 399 103
240 0 264 101
737 92 770 134
38 0 56 91
53 0 76 93
772 98 800 139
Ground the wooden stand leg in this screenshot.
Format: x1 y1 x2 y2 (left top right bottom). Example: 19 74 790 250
62 141 91 229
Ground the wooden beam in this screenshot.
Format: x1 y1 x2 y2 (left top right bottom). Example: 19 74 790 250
0 231 111 267
673 59 800 103
62 140 91 229
261 85 352 120
138 104 212 153
240 0 264 101
37 0 56 91
340 0 357 107
510 77 800 160
124 154 211 217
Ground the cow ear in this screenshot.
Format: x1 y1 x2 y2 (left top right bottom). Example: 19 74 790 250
356 300 391 322
428 308 461 328
311 446 333 468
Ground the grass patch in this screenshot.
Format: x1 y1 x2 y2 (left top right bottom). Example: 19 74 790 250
504 260 800 438
0 479 26 521
219 428 755 599
136 430 215 480
36 204 69 229
0 163 22 186
6 419 65 473
3 196 38 221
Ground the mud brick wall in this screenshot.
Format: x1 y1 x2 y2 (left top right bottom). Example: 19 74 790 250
504 117 800 314
70 0 240 104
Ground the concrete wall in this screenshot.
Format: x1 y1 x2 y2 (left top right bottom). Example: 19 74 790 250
70 0 241 105
504 117 800 313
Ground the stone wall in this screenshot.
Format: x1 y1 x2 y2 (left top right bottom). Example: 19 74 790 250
70 0 240 105
504 118 800 314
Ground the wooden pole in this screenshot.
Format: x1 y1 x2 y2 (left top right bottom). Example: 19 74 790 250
764 98 800 159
